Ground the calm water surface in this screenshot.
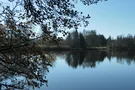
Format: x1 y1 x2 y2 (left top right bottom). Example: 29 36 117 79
37 51 135 90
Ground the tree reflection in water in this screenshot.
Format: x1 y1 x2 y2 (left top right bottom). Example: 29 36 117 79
0 47 54 90
107 50 135 65
66 50 107 68
65 50 135 68
2 49 135 89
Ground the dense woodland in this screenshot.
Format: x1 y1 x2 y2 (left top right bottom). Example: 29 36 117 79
63 30 106 48
58 30 135 50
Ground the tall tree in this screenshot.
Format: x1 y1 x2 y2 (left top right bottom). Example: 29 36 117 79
72 30 79 48
66 33 72 46
79 33 86 49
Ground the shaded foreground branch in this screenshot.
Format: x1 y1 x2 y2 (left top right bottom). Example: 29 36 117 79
0 45 55 90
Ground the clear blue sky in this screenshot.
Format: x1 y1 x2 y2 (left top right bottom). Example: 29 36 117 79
76 0 135 38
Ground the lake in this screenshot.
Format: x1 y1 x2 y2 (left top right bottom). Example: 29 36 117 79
36 50 135 90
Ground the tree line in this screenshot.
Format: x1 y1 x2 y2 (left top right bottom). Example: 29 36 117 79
107 34 135 50
62 30 107 49
62 30 135 50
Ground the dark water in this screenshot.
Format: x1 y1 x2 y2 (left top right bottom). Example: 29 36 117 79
36 51 135 90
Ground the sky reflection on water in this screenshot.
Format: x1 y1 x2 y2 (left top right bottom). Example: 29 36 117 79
37 51 135 90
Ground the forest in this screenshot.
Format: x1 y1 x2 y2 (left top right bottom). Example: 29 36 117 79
59 30 135 50
40 29 135 50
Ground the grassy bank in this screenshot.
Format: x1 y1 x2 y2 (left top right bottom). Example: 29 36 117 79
38 45 107 51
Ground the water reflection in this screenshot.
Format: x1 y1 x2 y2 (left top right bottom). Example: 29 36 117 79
65 50 135 69
107 50 135 65
36 50 135 90
1 50 135 89
0 48 54 90
66 50 107 68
